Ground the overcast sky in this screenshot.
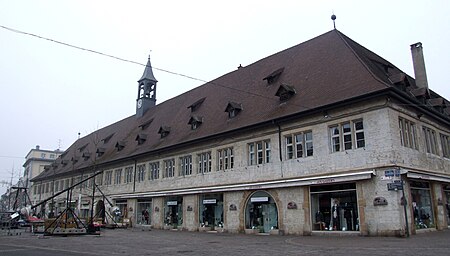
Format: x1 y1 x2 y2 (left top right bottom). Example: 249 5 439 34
0 0 449 195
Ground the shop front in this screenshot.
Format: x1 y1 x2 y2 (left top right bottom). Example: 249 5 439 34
164 196 183 228
310 183 358 232
199 193 223 230
410 180 435 230
137 199 152 225
445 185 450 227
245 191 278 233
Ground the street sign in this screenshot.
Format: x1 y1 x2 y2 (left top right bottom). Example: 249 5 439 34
387 182 403 191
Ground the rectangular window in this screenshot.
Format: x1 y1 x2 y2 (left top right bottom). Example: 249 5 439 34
60 180 65 190
125 167 134 183
440 133 450 158
137 164 146 182
197 152 212 174
248 143 255 165
65 179 70 190
217 147 234 171
286 131 313 159
114 168 122 185
330 120 365 153
248 140 270 165
179 155 193 176
105 171 113 185
149 162 160 180
33 185 37 195
54 181 59 192
423 126 438 155
96 173 103 186
163 159 175 178
399 117 418 150
45 183 49 193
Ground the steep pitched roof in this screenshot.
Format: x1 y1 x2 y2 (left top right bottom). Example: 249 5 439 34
33 29 450 181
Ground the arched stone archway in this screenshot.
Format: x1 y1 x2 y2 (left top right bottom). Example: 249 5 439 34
244 191 279 233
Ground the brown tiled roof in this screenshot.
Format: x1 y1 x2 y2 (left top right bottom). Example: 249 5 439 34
32 29 450 181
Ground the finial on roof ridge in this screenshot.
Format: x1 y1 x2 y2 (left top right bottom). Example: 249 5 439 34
331 13 337 29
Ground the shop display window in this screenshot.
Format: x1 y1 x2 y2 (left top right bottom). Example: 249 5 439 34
444 185 450 226
310 183 358 231
164 197 183 228
137 200 152 225
410 181 435 229
199 194 223 228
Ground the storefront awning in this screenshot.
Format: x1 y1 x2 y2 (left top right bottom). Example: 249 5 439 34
406 170 450 183
112 170 375 200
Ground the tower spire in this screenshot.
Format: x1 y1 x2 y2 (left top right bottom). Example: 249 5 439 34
136 54 158 118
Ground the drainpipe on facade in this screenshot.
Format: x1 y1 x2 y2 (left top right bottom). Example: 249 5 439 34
133 160 137 193
273 120 284 178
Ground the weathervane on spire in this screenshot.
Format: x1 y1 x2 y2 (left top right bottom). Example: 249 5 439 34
331 13 337 29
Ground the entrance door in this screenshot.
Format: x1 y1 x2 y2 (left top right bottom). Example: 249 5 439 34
263 204 278 232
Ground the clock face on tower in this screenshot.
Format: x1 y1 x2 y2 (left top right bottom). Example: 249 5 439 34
137 99 143 108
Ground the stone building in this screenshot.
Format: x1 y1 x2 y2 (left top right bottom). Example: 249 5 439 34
31 29 449 236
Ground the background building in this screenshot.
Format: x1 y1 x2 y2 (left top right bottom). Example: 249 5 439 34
31 29 449 236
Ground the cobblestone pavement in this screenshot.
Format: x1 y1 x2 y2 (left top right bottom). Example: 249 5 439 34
1 228 449 256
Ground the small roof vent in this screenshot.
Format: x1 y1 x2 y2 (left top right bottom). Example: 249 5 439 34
102 133 114 144
188 98 206 112
82 152 91 160
263 67 284 85
139 119 154 130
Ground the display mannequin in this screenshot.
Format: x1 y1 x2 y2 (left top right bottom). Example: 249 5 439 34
331 200 340 230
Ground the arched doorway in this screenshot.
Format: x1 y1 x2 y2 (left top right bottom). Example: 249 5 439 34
95 200 105 223
245 191 278 233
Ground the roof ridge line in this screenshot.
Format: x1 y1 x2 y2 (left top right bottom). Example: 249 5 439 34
334 30 392 89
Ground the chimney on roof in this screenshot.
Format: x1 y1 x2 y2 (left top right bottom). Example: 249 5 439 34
410 42 429 89
36 145 40 150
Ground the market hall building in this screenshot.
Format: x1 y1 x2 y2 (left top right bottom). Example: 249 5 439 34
31 29 450 236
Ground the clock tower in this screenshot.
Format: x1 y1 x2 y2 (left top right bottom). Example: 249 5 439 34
136 56 158 118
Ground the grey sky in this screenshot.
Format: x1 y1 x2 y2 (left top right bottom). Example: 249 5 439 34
0 0 449 195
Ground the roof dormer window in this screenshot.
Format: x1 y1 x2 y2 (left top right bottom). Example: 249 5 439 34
188 97 206 112
115 141 125 151
225 102 242 119
158 126 171 138
275 84 296 102
71 156 79 164
135 134 147 145
428 98 447 113
82 152 91 160
96 147 106 157
263 67 284 85
61 160 69 166
188 116 203 130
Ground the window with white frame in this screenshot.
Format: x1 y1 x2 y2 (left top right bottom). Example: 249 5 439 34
197 152 212 174
179 155 193 176
114 168 122 184
125 167 134 183
149 162 160 180
163 159 175 178
440 133 449 158
422 126 438 155
329 120 365 153
105 171 113 185
286 131 313 159
248 140 271 165
45 183 49 193
54 180 59 191
96 173 103 186
137 164 146 182
217 147 234 171
399 117 418 150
